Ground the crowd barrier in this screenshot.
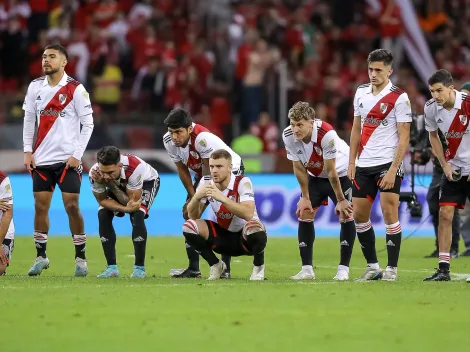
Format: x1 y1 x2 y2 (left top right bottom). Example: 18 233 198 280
7 173 434 237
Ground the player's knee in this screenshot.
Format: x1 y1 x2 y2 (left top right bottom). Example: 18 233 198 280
64 201 79 215
298 210 314 222
34 200 49 214
439 206 454 223
130 211 146 228
381 208 397 224
183 219 200 236
98 208 114 222
245 230 267 254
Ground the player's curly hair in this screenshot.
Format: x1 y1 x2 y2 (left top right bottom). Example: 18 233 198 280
288 101 315 121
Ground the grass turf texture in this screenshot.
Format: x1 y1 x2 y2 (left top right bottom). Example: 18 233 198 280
2 237 469 352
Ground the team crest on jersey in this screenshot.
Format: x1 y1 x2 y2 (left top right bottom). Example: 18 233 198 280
380 103 388 114
314 146 322 156
460 115 467 125
59 94 67 105
190 151 200 159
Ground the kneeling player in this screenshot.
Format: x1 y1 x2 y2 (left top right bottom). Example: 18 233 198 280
184 149 267 280
90 146 160 278
283 102 355 280
0 171 15 276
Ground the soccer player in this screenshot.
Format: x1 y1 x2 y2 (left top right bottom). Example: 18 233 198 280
282 102 355 280
348 49 411 281
184 149 267 280
163 108 244 279
90 146 160 278
422 70 470 281
0 171 15 276
22 44 94 277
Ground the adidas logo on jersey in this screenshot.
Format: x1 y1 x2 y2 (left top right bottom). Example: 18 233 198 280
36 95 41 100
359 103 363 108
387 240 395 247
297 150 303 154
437 118 443 123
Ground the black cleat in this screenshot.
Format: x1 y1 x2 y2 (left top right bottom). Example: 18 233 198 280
423 268 451 281
171 268 202 278
220 270 231 279
424 249 438 258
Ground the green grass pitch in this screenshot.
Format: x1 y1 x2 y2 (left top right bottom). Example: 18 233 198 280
2 236 469 352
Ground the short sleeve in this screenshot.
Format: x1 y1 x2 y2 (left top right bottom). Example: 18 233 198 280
321 130 338 160
22 82 36 114
73 84 93 117
424 102 438 132
195 132 218 159
163 137 182 163
238 177 255 202
353 88 361 117
197 177 210 203
89 164 106 194
395 93 412 123
282 131 299 161
127 163 145 190
0 177 13 205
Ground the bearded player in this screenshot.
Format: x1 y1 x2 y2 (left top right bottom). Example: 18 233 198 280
163 108 244 279
283 102 355 280
184 149 266 280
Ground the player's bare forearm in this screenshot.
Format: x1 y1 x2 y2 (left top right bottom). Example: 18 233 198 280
187 197 203 219
429 131 447 167
390 122 410 171
99 198 131 213
176 161 196 197
325 159 345 202
221 199 255 221
349 116 361 163
0 208 13 243
107 183 129 204
293 161 310 199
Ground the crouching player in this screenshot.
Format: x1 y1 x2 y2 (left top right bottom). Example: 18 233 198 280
0 171 15 276
90 146 160 278
184 149 267 280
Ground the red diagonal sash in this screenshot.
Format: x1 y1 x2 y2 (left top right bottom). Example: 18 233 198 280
33 82 78 153
216 176 242 230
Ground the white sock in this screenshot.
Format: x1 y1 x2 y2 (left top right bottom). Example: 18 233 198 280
367 263 380 270
302 265 313 272
338 265 349 273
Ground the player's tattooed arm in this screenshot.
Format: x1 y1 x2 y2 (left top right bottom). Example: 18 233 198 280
93 191 129 213
176 161 196 197
391 122 411 170
107 182 129 204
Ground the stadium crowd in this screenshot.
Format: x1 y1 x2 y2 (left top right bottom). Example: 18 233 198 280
0 0 470 149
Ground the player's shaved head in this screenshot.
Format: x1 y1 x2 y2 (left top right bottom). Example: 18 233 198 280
164 108 193 129
288 101 315 121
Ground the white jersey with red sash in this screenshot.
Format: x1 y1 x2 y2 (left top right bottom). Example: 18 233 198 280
424 91 470 175
198 174 259 232
353 81 412 167
22 73 93 166
163 123 242 177
0 171 15 240
282 120 350 178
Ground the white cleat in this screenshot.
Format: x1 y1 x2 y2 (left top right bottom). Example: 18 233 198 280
28 257 50 276
290 268 315 280
74 257 88 277
333 268 349 281
250 264 265 280
207 260 227 280
382 266 397 281
355 266 383 281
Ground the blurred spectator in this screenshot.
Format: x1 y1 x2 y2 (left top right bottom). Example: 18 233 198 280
131 56 167 112
231 130 263 173
87 105 114 149
195 103 224 139
0 17 26 85
92 54 123 115
250 111 279 152
379 0 404 70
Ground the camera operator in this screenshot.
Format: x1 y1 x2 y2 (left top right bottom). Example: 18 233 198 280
458 83 470 256
410 114 460 258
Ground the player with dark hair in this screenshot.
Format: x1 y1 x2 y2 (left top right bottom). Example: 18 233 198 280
184 149 267 280
163 108 244 279
90 146 160 278
283 102 355 280
23 44 94 276
0 171 15 276
423 70 470 281
348 49 412 281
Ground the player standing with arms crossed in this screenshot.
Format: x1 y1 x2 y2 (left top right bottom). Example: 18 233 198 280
22 44 94 276
348 49 411 281
422 70 470 281
163 108 244 278
282 102 355 280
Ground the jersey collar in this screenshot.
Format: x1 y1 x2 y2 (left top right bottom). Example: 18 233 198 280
43 72 69 87
367 80 392 96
